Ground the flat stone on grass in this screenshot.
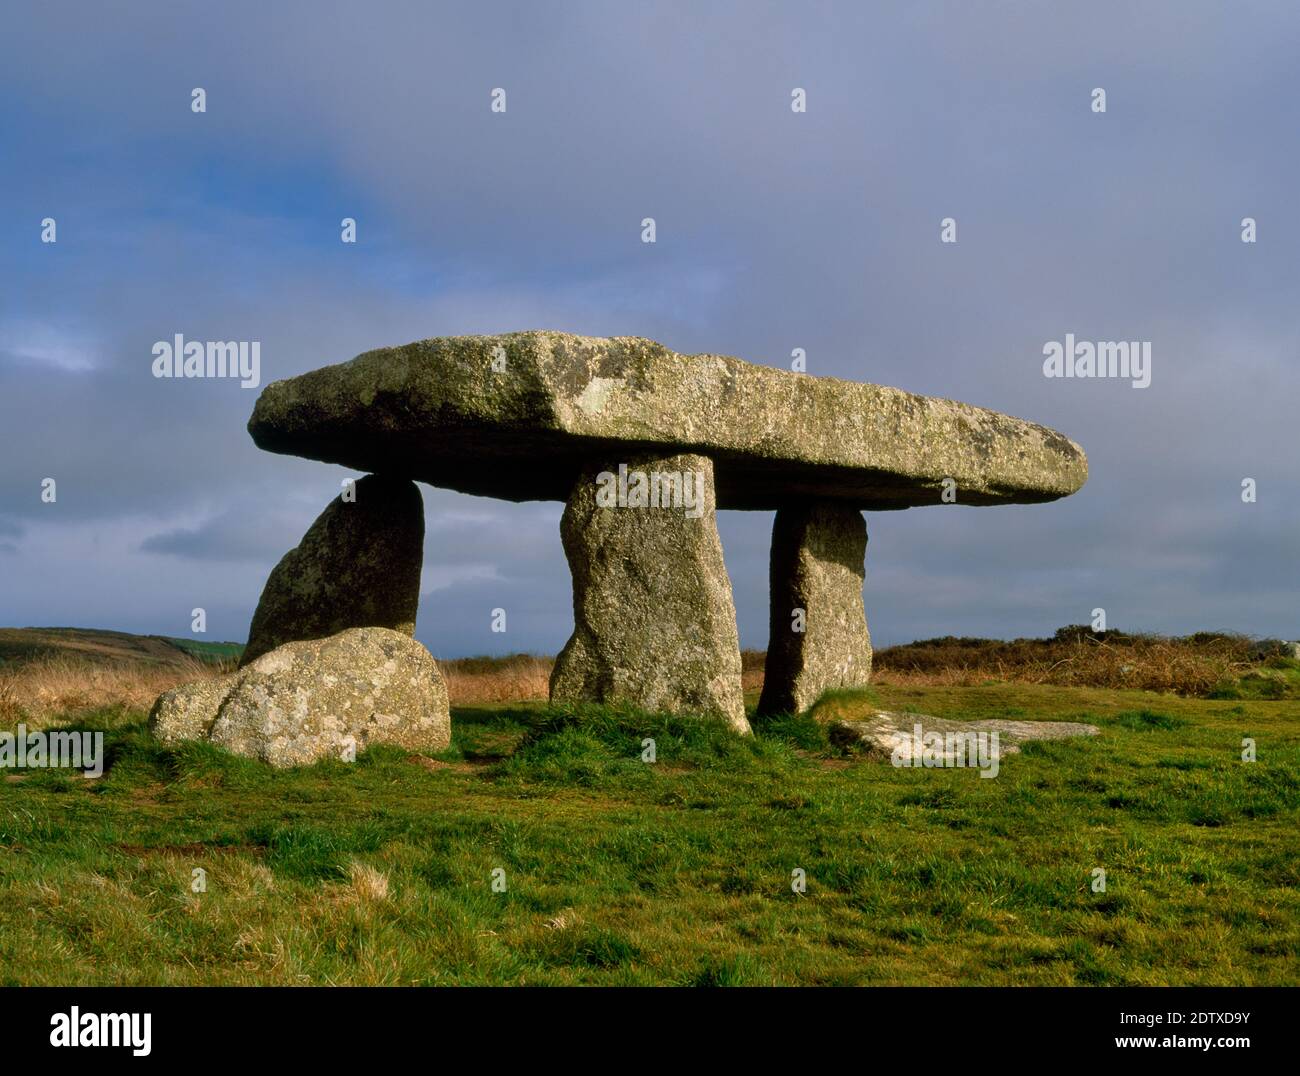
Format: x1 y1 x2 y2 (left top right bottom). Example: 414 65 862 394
827 709 1100 763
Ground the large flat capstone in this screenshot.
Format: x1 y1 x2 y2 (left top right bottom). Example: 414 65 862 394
248 332 1087 511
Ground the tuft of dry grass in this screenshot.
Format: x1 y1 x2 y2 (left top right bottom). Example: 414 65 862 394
0 654 227 727
544 909 581 932
345 862 391 904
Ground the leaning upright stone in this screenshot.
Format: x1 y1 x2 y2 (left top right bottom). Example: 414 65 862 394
757 502 872 716
241 474 423 666
549 452 750 734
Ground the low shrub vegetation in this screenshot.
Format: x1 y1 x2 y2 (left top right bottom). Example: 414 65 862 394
872 626 1297 697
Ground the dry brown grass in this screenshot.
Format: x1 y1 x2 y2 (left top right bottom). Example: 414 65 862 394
441 650 769 703
440 654 553 705
740 649 766 695
0 649 558 720
0 629 1285 724
344 862 390 904
0 654 226 727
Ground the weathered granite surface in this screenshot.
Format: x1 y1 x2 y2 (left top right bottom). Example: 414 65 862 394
247 332 1088 510
148 676 233 745
149 628 450 768
549 453 750 733
757 503 872 715
828 710 1100 762
241 474 423 666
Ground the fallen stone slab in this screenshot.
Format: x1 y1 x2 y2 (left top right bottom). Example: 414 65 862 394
149 627 450 768
550 452 750 734
241 473 424 666
247 332 1088 511
828 710 1100 764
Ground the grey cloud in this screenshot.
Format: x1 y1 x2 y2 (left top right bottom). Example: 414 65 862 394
1 2 1296 652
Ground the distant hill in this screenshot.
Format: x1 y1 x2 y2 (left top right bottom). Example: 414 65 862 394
0 626 243 668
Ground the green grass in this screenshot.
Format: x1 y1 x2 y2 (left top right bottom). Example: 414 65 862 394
162 637 244 663
1209 657 1300 701
1 683 1297 985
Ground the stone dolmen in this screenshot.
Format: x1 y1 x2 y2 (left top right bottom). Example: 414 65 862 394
151 331 1086 761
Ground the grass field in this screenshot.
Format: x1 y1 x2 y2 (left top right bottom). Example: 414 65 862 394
2 681 1296 985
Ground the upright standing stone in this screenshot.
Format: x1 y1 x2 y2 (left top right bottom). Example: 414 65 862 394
241 474 424 666
757 502 872 716
550 452 750 734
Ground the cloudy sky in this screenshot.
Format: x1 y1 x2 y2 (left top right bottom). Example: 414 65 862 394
2 1 1296 659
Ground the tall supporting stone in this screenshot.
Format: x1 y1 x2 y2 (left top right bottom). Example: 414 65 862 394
549 452 750 734
757 502 872 716
241 473 424 666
